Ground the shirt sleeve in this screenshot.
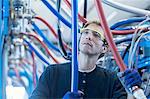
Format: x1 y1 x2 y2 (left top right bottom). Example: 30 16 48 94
29 67 51 99
112 74 127 99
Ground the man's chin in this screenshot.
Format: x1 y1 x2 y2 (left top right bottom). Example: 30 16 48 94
80 50 93 55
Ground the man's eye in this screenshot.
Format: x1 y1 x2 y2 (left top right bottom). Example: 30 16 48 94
83 31 89 34
93 32 100 38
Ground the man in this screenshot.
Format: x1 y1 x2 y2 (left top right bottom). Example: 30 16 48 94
30 21 129 99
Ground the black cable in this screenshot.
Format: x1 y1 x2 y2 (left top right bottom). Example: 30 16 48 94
83 0 87 26
57 0 71 60
122 43 131 60
57 0 61 12
115 38 132 45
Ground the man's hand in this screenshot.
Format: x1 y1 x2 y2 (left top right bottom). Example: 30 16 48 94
118 69 142 92
124 69 142 89
63 91 84 99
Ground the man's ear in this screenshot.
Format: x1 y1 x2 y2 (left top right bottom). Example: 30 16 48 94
78 34 82 52
102 46 108 53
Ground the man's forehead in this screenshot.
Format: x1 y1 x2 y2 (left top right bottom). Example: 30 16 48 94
86 24 103 31
80 25 105 40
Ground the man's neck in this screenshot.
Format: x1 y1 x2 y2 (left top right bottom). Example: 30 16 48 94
78 52 98 73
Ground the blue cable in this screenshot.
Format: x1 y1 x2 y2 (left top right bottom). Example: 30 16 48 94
51 0 71 21
8 69 33 94
110 17 146 30
71 0 78 93
31 22 60 53
27 49 38 84
41 0 71 28
8 70 32 81
114 27 134 30
24 39 50 66
138 57 150 66
0 31 5 99
115 35 132 45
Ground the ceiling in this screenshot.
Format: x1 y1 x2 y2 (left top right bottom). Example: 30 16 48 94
31 0 150 42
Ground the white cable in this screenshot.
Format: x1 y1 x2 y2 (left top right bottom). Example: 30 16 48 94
129 31 148 68
133 88 147 99
32 42 51 65
25 25 44 41
129 31 150 68
129 18 150 59
102 0 150 16
128 18 150 68
25 38 51 66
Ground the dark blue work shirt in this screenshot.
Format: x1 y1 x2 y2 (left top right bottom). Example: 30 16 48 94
29 62 127 99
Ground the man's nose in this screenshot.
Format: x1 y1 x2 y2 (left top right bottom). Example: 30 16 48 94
85 33 92 40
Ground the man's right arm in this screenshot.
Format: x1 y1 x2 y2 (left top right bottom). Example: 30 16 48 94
29 67 51 99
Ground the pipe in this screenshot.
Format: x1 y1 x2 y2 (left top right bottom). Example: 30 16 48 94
110 17 146 30
71 0 78 93
31 22 60 53
41 0 72 28
102 0 150 16
95 0 126 71
63 0 87 23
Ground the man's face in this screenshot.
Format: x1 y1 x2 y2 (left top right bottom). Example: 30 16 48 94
79 23 104 56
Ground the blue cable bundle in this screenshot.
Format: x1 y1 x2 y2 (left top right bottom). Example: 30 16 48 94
41 0 72 28
110 17 146 30
24 39 50 65
31 22 60 53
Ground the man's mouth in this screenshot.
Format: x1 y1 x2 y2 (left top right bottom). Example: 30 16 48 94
83 43 92 47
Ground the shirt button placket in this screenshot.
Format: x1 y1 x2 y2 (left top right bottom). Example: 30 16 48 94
83 80 86 84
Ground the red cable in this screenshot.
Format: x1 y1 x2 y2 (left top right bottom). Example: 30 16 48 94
23 33 59 64
17 63 32 87
112 28 149 35
14 68 20 79
34 16 72 51
63 0 88 23
31 52 36 88
29 33 60 64
95 0 126 71
35 16 148 36
34 16 58 38
22 59 33 66
13 68 26 87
